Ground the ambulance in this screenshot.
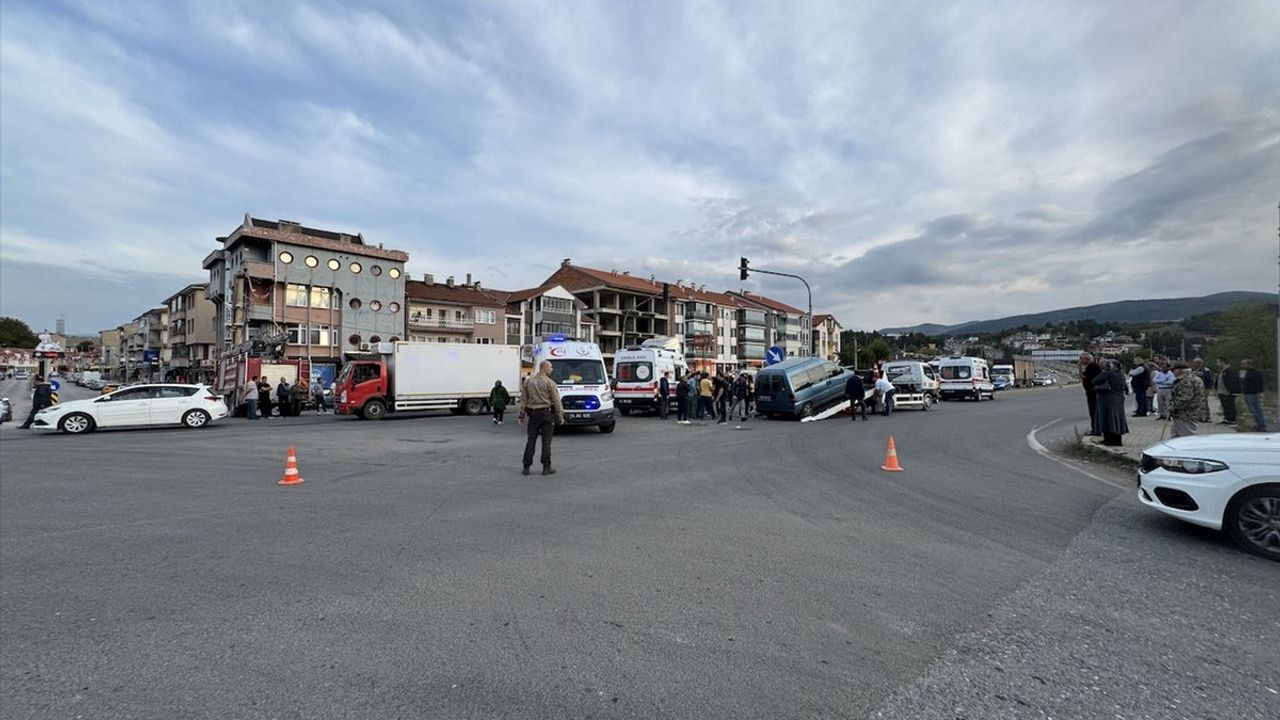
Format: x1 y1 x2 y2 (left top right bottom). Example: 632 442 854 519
611 336 688 415
528 335 616 433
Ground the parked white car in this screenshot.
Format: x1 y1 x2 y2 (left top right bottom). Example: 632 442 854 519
29 384 228 434
1138 433 1279 560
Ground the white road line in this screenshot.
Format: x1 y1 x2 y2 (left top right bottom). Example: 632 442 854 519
1027 417 1129 489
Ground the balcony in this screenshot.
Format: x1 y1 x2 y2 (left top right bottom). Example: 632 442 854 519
738 310 767 326
408 316 474 332
240 260 275 279
684 307 712 320
738 342 766 360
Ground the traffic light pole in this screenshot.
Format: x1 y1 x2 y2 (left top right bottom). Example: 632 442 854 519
738 259 813 357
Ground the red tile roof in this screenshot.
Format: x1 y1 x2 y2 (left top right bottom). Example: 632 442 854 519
548 264 666 295
405 279 506 306
734 291 806 315
225 217 409 262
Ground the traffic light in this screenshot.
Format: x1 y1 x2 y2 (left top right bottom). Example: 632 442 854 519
739 257 749 281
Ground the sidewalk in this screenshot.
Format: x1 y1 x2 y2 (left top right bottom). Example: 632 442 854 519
1080 392 1256 466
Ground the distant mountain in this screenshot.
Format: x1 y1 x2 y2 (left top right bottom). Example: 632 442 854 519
881 291 1275 336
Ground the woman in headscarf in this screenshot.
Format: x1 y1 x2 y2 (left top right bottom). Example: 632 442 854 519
1093 359 1130 446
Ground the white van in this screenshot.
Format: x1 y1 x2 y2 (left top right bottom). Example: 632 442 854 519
612 336 688 415
938 356 995 401
881 360 941 410
528 335 616 433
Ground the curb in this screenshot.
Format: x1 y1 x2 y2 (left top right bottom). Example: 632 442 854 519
1070 423 1141 470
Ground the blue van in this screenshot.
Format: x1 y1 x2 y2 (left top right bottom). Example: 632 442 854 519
754 357 853 418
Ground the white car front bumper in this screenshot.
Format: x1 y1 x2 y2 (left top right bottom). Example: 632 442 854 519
1136 464 1247 531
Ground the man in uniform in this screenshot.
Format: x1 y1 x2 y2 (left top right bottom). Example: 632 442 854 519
17 375 54 429
518 360 565 475
1168 361 1208 437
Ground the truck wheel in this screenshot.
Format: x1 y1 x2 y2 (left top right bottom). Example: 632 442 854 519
973 390 982 402
599 422 616 434
922 394 934 411
362 399 387 420
462 398 485 416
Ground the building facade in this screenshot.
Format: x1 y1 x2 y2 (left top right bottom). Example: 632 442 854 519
492 283 597 347
541 260 671 362
203 216 408 365
811 314 843 362
164 283 218 382
404 274 505 345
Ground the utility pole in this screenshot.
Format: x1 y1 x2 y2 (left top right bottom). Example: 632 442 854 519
738 258 814 357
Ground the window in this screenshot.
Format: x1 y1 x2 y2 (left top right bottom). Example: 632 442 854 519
286 284 309 307
353 364 381 385
475 309 496 324
349 298 362 310
309 326 335 346
541 296 573 314
278 251 294 264
371 265 383 276
388 268 401 279
370 300 382 312
940 365 972 380
349 262 362 274
454 310 466 322
475 338 494 344
616 362 653 382
304 255 319 268
156 386 199 398
309 287 334 308
107 387 153 401
388 302 401 314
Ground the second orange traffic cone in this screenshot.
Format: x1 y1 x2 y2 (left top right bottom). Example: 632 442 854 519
278 447 305 485
880 436 904 472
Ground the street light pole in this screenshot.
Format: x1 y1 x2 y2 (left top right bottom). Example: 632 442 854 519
737 262 813 357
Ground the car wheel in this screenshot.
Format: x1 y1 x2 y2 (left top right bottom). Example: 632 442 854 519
182 409 211 428
363 400 387 420
599 422 616 434
1224 484 1280 561
922 394 934 411
59 412 95 434
462 398 486 416
799 402 815 419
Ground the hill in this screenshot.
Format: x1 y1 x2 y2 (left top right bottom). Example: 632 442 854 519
882 291 1274 336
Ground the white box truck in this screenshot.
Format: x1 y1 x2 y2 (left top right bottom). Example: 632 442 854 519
335 342 521 419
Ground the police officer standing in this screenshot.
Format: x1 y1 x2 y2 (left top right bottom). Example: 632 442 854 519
518 360 566 475
18 376 54 429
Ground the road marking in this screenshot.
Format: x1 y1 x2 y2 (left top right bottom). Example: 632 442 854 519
1027 417 1129 489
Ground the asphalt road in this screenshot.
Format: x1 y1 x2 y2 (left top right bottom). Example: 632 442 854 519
1 383 1276 719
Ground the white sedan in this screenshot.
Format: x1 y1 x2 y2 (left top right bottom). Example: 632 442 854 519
30 383 229 434
1138 433 1279 560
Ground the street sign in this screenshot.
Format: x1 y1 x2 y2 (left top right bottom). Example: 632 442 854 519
48 379 61 392
766 346 786 365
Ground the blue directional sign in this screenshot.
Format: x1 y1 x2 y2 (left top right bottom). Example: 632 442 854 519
48 378 61 392
765 345 786 365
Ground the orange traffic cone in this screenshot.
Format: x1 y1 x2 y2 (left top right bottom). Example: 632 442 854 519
278 447 305 485
880 436 904 472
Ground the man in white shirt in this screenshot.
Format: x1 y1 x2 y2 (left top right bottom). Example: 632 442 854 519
875 375 896 416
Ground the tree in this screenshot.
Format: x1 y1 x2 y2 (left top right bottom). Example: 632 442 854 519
0 317 39 348
859 338 894 369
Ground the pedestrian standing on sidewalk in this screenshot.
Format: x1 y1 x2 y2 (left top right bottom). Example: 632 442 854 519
517 360 564 475
657 371 671 421
310 377 327 414
289 379 306 416
1191 358 1213 423
1153 362 1175 420
257 376 274 419
276 377 291 417
1093 360 1130 447
243 380 259 420
698 372 714 421
1240 359 1269 431
1128 357 1152 417
17 376 54 429
1079 352 1102 435
675 372 690 424
489 379 510 425
1215 358 1239 426
1168 361 1208 437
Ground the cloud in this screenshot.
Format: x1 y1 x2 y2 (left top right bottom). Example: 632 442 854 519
0 0 1276 334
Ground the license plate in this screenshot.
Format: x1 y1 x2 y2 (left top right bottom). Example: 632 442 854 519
569 413 589 419
758 395 771 401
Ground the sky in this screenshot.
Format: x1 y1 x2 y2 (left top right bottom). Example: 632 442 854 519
1 0 1277 335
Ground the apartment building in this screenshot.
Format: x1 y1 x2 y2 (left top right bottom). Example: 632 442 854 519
203 215 408 364
811 314 843 362
540 259 671 362
490 283 597 347
120 308 167 380
98 328 122 372
163 283 218 382
404 274 505 345
670 283 742 373
730 291 808 361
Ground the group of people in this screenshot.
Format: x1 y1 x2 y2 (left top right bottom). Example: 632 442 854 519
666 371 754 425
242 376 329 420
1079 353 1269 446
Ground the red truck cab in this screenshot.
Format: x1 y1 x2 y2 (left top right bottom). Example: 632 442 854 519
335 359 389 419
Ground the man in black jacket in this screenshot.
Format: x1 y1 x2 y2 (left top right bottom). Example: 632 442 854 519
1079 353 1102 434
1216 358 1240 425
1240 359 1268 431
845 373 867 421
18 376 54 429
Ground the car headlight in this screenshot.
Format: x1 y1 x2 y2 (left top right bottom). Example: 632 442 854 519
601 390 613 402
1152 457 1229 474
